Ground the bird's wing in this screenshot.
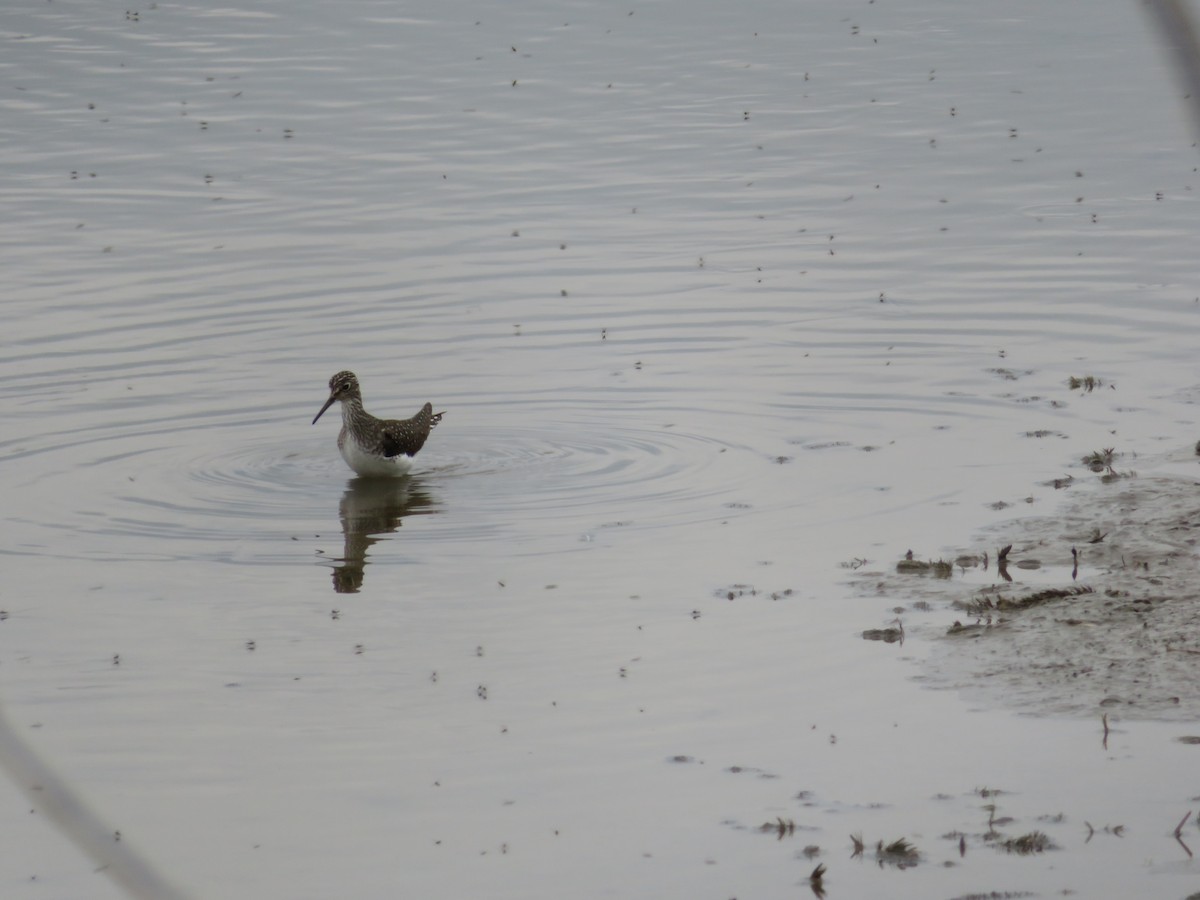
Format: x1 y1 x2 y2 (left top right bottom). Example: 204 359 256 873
380 403 440 458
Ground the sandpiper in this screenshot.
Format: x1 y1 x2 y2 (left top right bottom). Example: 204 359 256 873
312 371 444 477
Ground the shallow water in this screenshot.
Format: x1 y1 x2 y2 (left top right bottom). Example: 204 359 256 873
4 0 1200 897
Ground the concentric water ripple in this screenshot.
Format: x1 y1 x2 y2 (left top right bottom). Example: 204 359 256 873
4 405 789 564
430 420 768 527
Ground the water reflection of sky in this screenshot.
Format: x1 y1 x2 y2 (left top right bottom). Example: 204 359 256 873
3 1 1200 897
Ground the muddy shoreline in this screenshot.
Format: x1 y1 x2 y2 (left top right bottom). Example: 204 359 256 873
862 470 1200 721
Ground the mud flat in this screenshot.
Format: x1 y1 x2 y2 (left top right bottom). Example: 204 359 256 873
862 468 1200 721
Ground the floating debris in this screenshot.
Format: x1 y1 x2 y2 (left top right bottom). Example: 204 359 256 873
947 620 1000 636
759 817 796 839
1043 474 1075 489
717 584 756 600
999 831 1053 854
1083 821 1125 840
715 583 794 601
988 367 1027 381
876 836 920 866
1082 447 1117 472
862 625 903 643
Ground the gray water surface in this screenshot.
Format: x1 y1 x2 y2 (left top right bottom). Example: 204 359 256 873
4 1 1200 897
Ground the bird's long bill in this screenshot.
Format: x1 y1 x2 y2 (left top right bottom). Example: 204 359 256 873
312 395 337 425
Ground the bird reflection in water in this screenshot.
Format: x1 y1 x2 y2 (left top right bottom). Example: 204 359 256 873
325 476 437 593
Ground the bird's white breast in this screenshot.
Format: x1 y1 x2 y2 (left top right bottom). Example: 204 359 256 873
338 428 414 477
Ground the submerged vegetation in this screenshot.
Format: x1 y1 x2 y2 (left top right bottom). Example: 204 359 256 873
1080 446 1133 482
850 832 920 866
862 623 904 643
1067 375 1106 392
759 817 796 839
895 557 953 577
954 585 1094 618
998 831 1054 854
1082 447 1116 471
876 836 921 867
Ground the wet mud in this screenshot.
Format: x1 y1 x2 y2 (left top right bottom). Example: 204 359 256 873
860 472 1200 721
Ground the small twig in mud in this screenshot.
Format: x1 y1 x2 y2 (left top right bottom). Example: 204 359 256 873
1102 713 1110 749
809 862 826 895
1175 810 1192 839
1175 811 1194 858
850 833 864 857
1165 644 1200 655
